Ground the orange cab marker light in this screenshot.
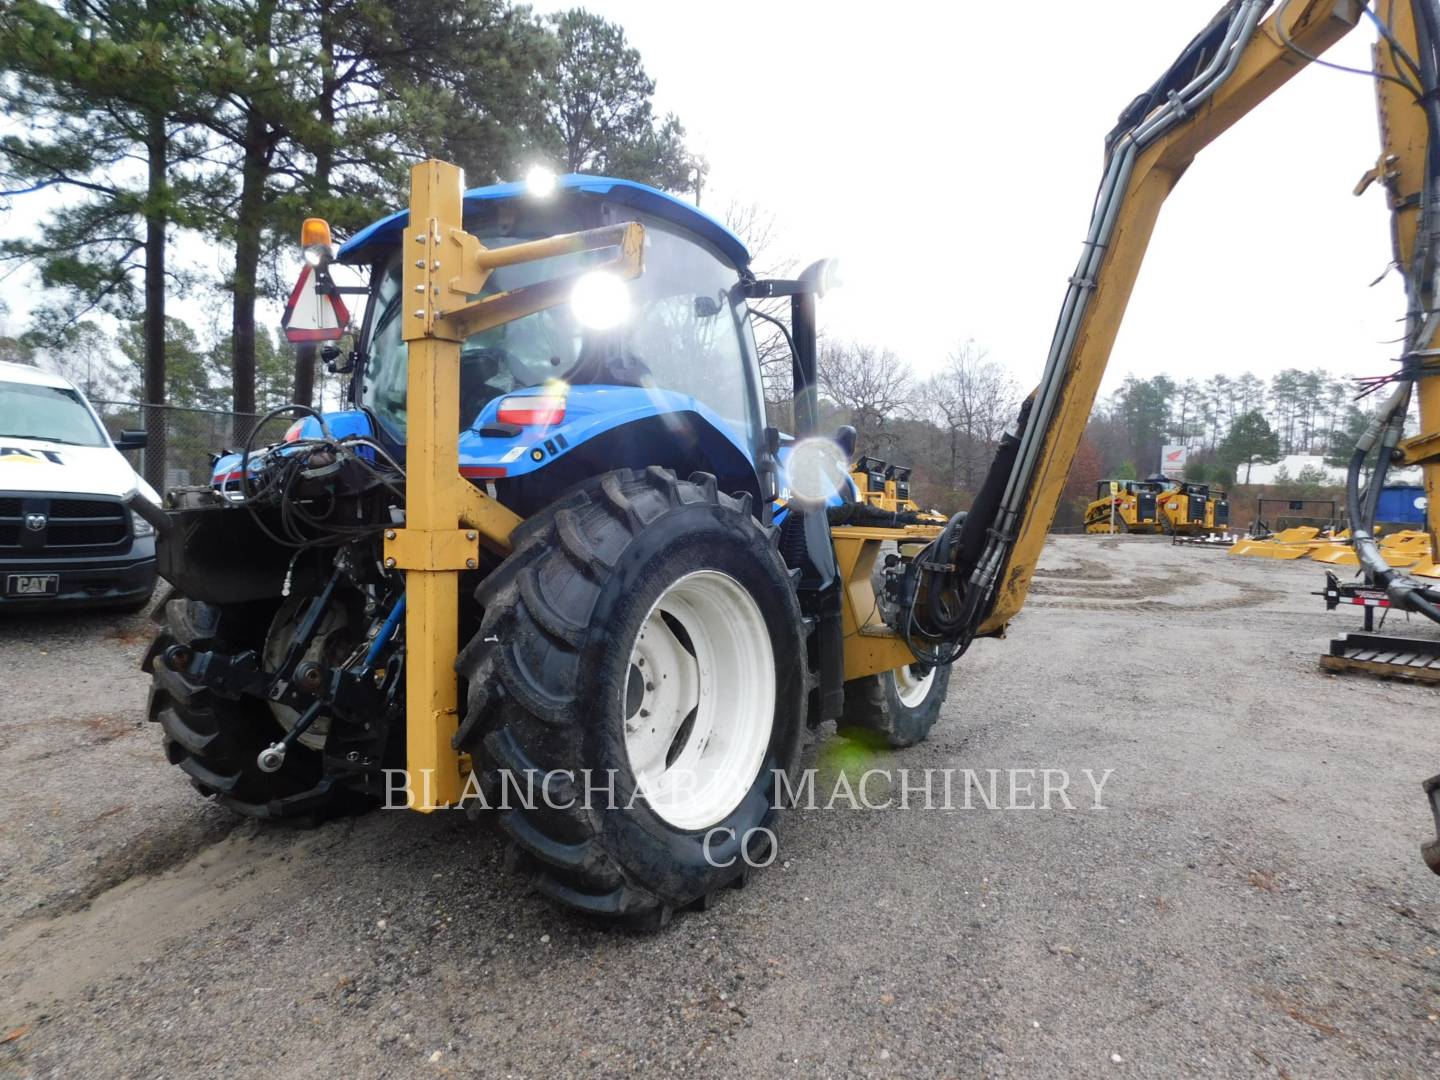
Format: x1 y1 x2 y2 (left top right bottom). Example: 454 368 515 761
497 395 566 426
300 218 332 247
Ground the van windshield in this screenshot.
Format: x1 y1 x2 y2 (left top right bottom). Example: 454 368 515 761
0 381 106 446
359 210 762 449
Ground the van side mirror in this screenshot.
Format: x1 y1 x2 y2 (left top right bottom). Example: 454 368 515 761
117 429 147 451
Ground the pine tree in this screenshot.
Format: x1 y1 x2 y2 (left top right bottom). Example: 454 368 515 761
539 10 701 194
0 0 219 486
1219 409 1281 484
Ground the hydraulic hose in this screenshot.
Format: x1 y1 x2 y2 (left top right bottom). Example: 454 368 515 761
962 0 1270 628
1345 381 1440 620
1343 1 1440 623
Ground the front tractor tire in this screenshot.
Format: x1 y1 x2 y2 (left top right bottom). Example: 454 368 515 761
146 596 355 820
455 468 807 924
841 662 953 749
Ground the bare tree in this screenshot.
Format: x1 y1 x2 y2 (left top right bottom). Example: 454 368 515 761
723 198 796 426
39 321 126 400
817 340 913 453
924 340 1018 493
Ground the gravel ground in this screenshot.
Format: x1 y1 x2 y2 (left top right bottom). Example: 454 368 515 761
2 536 1439 1078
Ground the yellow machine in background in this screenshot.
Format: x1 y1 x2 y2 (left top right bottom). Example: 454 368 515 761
1085 478 1230 535
851 454 927 515
1085 479 1164 533
1204 486 1232 533
1157 481 1229 536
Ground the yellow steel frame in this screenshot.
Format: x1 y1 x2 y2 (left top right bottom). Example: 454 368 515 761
979 0 1362 635
396 160 644 809
834 524 944 679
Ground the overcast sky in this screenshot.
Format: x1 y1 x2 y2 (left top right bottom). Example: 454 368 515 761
531 0 1406 398
0 1 1407 404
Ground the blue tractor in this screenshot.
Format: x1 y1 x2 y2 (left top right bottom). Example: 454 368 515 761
140 167 953 923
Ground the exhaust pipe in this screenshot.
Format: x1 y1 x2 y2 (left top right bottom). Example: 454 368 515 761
126 490 173 540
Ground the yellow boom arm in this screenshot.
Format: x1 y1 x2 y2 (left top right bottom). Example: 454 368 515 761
973 0 1386 633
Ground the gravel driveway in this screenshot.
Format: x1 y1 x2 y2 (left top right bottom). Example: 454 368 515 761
1 536 1437 1078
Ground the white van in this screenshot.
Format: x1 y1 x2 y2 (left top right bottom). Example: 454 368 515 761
0 360 159 611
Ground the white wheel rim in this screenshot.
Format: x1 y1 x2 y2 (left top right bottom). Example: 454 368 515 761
893 664 936 708
623 570 775 831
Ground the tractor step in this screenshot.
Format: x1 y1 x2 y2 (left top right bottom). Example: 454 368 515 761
1320 630 1440 684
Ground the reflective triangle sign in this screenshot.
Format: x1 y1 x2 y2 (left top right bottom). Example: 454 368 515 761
281 264 350 343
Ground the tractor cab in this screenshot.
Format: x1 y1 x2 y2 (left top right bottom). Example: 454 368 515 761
156 160 939 926
277 174 771 517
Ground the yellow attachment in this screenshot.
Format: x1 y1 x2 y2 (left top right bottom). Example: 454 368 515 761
300 217 332 248
1408 557 1440 580
1229 538 1314 560
1373 3 1440 556
404 200 644 343
833 524 943 680
976 0 1358 636
1381 529 1431 550
383 527 479 572
1269 526 1321 545
390 159 638 810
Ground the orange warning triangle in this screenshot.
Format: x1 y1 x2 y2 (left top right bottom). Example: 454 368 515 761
281 264 350 343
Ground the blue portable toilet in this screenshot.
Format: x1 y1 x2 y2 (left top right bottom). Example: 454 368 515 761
1376 484 1427 526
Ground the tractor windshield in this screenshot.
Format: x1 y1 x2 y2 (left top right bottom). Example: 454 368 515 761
359 210 762 448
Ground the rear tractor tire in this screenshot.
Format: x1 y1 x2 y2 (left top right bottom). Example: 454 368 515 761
454 467 808 924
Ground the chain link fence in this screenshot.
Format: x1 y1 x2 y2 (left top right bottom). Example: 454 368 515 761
91 401 292 493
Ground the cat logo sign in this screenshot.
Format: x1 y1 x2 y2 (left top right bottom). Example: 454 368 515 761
281 263 350 343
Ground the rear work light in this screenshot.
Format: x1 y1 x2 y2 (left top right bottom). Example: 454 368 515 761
497 395 566 426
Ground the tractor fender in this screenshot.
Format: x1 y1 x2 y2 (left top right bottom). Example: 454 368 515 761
492 409 762 519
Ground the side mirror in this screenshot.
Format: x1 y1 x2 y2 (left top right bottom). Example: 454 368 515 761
117 429 147 451
322 344 355 374
834 425 857 459
798 258 842 299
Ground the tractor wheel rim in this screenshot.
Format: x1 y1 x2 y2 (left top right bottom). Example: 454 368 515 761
623 569 775 831
893 663 936 708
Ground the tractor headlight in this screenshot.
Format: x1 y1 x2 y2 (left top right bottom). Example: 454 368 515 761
786 437 850 507
131 510 155 538
571 271 631 330
525 165 558 198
